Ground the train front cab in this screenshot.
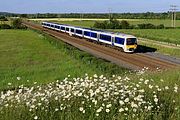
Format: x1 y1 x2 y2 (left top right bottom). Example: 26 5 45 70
124 37 137 53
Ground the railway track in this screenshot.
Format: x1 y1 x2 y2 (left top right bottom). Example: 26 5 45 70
23 21 179 71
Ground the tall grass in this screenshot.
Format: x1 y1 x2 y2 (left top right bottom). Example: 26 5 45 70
0 73 179 120
112 29 180 45
0 30 127 90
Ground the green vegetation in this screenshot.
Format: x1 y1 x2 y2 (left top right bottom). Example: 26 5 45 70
139 41 180 57
0 70 179 120
0 28 179 120
52 20 95 28
2 12 180 20
0 30 127 90
48 19 180 27
112 29 180 45
93 18 165 29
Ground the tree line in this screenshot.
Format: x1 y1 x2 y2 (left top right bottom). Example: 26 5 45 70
1 12 180 20
93 18 165 29
0 17 27 29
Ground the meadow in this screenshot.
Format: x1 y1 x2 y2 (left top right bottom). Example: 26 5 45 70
0 29 180 120
112 29 180 45
0 30 127 90
30 18 180 27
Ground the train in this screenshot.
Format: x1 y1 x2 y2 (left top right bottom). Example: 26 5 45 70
42 22 138 53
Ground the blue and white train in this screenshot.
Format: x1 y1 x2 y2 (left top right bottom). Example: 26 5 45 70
42 22 138 53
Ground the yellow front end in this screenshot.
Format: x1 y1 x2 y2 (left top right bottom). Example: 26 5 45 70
125 45 137 52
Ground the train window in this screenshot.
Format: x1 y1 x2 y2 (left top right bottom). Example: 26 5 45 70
61 27 65 30
115 37 125 45
55 25 58 28
51 24 54 27
84 31 91 36
100 34 111 42
58 26 60 29
66 27 69 31
71 29 74 32
76 29 82 34
91 32 97 38
126 38 137 45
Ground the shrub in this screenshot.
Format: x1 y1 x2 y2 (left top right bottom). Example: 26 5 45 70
0 16 8 21
12 18 27 29
0 24 11 29
120 20 130 29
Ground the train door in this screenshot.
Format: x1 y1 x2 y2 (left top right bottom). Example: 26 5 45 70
112 37 115 46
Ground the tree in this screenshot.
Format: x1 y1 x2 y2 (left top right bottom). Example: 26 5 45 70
120 20 130 29
12 18 22 29
11 18 26 29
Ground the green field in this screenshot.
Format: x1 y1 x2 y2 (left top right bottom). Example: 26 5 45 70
0 29 180 120
0 30 127 90
45 19 180 27
112 29 180 45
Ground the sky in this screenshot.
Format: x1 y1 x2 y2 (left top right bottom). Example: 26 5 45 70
0 0 179 13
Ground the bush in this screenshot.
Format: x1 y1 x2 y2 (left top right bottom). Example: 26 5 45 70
0 16 8 21
137 23 165 29
120 20 130 29
93 18 125 29
11 18 27 29
0 24 11 29
157 24 165 29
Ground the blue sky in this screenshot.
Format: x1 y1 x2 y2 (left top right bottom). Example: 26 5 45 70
0 0 179 13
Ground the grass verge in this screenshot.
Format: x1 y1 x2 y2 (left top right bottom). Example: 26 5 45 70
0 29 128 90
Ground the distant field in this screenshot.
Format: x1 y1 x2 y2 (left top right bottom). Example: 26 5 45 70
112 29 180 45
30 18 180 27
0 30 127 89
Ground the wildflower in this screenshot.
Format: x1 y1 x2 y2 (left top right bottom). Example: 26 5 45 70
106 104 112 108
154 98 158 103
106 109 110 113
119 100 125 105
174 85 178 93
119 108 124 112
96 107 103 113
96 114 99 116
124 98 129 103
79 107 84 112
55 108 59 111
165 86 169 90
8 83 12 86
82 110 85 113
93 74 98 78
17 77 21 80
149 85 153 89
34 116 38 120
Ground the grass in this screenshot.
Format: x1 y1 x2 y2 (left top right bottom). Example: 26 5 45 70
0 70 179 120
0 29 128 90
52 20 95 28
0 29 180 120
112 29 180 45
138 41 180 57
30 18 180 27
